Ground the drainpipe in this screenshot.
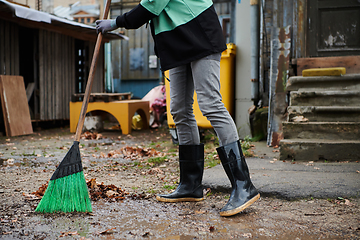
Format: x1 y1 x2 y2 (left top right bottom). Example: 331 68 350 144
104 0 113 93
250 0 260 101
105 43 113 93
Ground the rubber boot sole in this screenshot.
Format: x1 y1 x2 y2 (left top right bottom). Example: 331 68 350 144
220 193 260 217
156 195 204 203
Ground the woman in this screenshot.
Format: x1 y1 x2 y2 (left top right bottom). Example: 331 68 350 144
96 0 260 217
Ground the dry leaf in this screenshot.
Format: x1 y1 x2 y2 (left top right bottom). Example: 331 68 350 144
292 116 309 122
87 179 128 201
97 228 116 235
195 210 206 214
344 199 353 206
59 231 79 237
23 193 41 201
106 190 117 197
31 183 48 198
241 233 252 238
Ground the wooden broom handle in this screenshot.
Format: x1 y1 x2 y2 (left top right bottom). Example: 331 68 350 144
75 0 112 141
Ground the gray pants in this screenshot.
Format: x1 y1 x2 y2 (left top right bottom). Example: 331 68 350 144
169 53 239 146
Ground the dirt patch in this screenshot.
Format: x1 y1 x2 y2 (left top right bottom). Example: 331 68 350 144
0 126 359 239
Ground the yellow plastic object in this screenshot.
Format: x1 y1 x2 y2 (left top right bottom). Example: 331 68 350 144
70 100 149 134
132 114 143 130
302 67 346 77
165 43 236 129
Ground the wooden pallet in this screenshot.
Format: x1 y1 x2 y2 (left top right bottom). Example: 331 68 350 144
71 92 132 102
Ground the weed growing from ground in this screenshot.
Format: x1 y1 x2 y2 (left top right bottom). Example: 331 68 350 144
148 156 167 165
163 184 176 190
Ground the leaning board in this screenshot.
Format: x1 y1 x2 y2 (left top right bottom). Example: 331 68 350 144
0 75 33 136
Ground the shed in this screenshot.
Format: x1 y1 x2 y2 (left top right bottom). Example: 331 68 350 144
0 0 126 125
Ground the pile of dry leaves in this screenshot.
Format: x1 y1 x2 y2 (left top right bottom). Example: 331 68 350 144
87 178 128 202
98 146 163 160
26 179 128 202
81 132 103 140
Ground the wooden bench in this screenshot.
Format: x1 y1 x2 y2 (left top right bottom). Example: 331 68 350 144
70 99 149 134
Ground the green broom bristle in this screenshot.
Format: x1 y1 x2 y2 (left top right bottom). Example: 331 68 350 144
35 171 92 213
35 141 92 213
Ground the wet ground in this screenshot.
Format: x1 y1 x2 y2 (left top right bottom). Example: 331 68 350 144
0 126 359 239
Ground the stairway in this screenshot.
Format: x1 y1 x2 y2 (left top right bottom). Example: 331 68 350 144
279 74 360 161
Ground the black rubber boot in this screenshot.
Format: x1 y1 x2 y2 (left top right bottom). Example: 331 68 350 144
217 140 260 217
156 144 204 202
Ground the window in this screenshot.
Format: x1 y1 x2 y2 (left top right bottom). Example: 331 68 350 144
75 40 89 93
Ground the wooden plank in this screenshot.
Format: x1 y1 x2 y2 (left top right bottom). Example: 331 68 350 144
302 67 346 77
70 37 76 118
42 29 46 120
14 23 19 75
65 37 71 119
51 32 55 119
46 31 51 120
62 36 66 119
72 92 132 102
10 22 15 74
0 20 4 75
61 36 66 119
0 75 33 137
39 30 45 120
35 32 39 119
26 82 35 102
55 32 61 119
57 34 62 119
42 30 48 120
5 21 10 75
297 56 360 75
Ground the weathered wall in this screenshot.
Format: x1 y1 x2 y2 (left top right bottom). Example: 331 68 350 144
260 0 306 146
0 19 20 76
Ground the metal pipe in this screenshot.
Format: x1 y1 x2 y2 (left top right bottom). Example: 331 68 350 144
250 0 260 101
229 0 236 43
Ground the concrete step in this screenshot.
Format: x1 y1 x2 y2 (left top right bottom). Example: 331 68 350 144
286 74 360 91
287 106 360 122
290 90 360 106
282 122 360 140
279 139 360 161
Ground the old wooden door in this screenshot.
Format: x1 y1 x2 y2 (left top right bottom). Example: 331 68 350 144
307 0 360 57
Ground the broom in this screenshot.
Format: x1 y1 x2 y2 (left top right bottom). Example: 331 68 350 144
35 0 112 213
